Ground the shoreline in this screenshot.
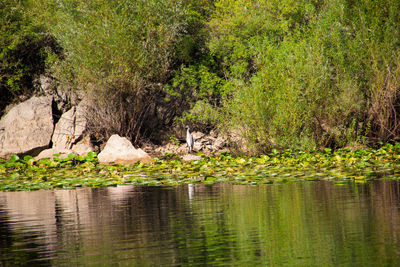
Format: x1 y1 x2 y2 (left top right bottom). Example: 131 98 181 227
1 143 399 191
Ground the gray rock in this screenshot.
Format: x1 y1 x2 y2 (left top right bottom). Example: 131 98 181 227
193 141 202 152
190 133 227 153
52 107 75 149
36 75 82 113
98 134 152 164
154 143 186 155
0 96 54 158
52 100 88 149
212 136 226 150
182 154 203 161
38 75 54 94
35 135 93 161
74 100 88 138
153 131 229 156
35 148 75 161
192 131 205 140
71 135 93 156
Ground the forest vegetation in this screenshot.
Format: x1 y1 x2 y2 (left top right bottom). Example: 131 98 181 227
1 0 400 154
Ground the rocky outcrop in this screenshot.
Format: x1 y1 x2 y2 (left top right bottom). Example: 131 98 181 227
36 135 94 161
0 75 232 160
0 96 54 158
52 100 88 149
70 135 93 156
0 74 94 160
152 130 228 156
36 75 82 113
52 107 76 148
192 131 227 152
98 134 152 164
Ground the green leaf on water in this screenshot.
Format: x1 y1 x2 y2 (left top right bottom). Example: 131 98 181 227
10 155 19 162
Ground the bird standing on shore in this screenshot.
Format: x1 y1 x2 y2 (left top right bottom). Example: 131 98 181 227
186 125 194 153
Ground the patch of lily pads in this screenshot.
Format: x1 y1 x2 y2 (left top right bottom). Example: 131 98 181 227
1 143 400 191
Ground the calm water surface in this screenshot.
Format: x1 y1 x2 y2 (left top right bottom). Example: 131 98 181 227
0 181 399 266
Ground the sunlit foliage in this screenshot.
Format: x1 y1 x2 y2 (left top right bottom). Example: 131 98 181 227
2 0 400 151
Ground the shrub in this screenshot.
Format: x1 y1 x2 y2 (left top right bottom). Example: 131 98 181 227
0 0 61 114
204 0 400 152
28 0 215 144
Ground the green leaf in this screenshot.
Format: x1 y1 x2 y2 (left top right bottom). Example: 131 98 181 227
67 153 76 160
10 155 20 162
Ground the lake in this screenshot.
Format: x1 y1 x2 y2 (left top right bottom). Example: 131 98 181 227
0 181 399 266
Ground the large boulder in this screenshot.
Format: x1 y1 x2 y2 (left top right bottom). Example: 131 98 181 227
98 134 152 164
52 100 88 149
0 96 54 158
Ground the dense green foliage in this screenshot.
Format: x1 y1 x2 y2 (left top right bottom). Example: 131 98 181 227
2 0 400 151
200 0 400 151
0 0 61 114
1 143 400 191
25 0 216 143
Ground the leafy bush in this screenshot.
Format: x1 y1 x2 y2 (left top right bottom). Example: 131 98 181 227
27 0 215 143
203 0 400 152
3 0 400 153
0 0 61 114
205 0 321 151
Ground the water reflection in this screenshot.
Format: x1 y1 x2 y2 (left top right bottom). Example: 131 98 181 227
0 181 399 266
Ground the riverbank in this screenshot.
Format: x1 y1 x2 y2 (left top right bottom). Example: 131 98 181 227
3 1 400 156
1 143 399 191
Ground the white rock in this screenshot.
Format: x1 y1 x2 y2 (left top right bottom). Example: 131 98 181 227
192 131 205 140
0 96 53 158
71 135 93 156
52 107 75 149
98 134 152 164
35 148 75 161
52 99 88 149
182 154 203 161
